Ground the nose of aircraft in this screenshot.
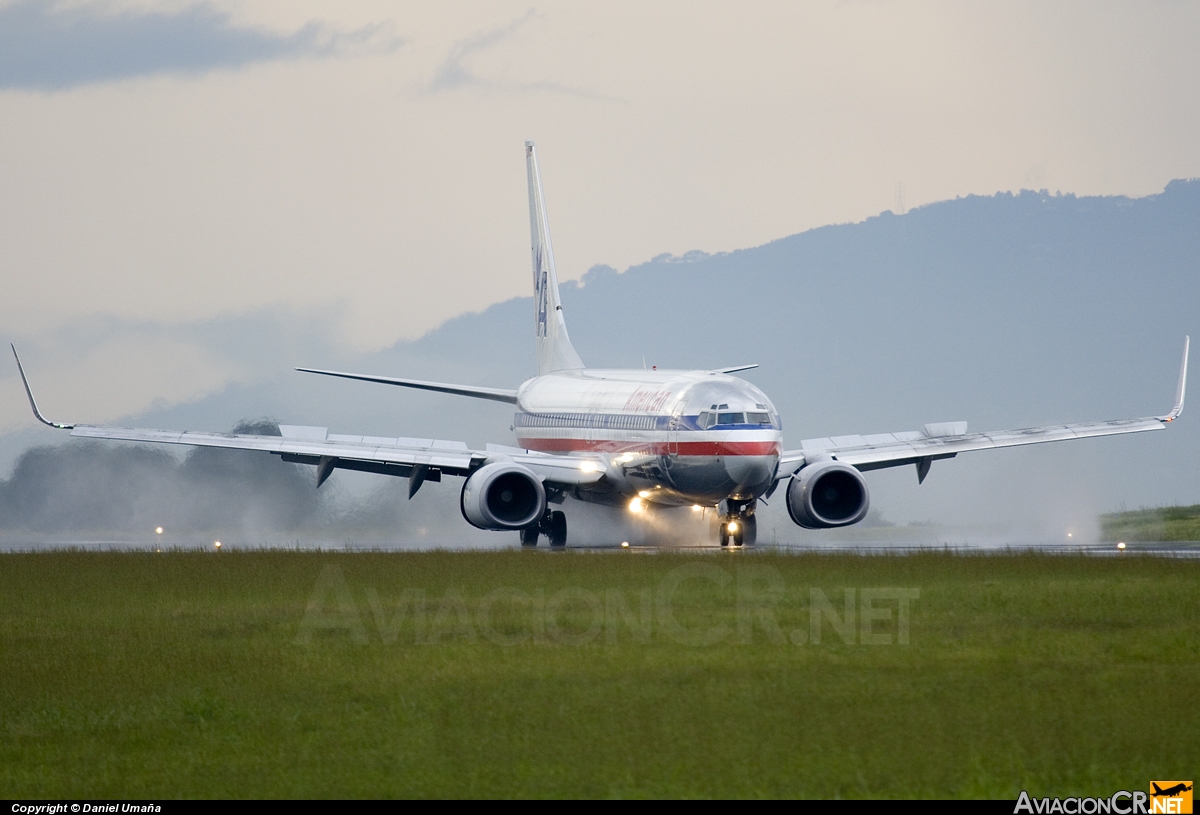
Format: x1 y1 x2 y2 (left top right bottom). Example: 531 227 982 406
722 454 776 492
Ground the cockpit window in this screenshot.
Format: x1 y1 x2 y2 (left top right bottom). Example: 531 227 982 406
700 410 776 427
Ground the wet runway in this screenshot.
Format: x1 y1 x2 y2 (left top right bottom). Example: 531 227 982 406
4 537 1200 557
565 539 1200 557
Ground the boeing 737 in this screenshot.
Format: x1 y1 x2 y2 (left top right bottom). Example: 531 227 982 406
11 141 1190 547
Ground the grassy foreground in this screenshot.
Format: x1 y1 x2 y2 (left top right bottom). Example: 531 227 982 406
0 550 1197 798
1101 504 1200 542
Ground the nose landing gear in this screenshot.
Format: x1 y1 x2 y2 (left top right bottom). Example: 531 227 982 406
718 502 757 547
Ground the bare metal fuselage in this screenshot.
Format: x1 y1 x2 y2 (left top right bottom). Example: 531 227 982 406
514 368 781 507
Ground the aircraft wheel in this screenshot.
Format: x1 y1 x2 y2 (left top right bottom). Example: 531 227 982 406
741 514 757 546
719 523 730 547
520 527 539 547
547 511 568 548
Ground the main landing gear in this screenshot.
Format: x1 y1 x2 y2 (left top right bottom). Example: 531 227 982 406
718 502 757 548
521 509 567 548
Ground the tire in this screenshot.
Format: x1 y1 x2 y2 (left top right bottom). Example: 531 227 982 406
520 526 539 547
733 527 744 547
719 523 729 547
742 514 757 546
548 510 567 547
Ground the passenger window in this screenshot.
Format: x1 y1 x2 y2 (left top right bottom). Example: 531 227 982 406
747 412 771 425
717 412 743 425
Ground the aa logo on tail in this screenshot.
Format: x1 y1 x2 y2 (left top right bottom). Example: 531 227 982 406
534 247 548 338
1150 781 1193 814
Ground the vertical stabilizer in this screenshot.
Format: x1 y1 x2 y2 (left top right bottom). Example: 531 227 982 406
526 140 585 374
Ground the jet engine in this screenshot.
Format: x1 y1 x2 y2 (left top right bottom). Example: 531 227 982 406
786 460 869 529
460 462 547 531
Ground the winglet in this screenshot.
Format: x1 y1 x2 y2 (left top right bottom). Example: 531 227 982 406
10 344 74 429
1161 335 1189 422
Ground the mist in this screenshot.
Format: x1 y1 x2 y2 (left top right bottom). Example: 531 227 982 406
0 421 321 542
0 418 767 549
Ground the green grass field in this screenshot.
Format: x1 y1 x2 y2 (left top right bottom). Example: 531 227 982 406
1 550 1197 798
1101 504 1200 542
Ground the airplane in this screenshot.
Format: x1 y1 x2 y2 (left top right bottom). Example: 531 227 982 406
10 141 1191 548
1152 783 1193 798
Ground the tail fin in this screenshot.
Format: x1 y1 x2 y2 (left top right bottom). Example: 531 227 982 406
526 140 585 374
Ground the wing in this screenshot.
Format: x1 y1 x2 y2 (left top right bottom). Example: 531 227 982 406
68 424 606 491
776 337 1189 482
10 345 601 493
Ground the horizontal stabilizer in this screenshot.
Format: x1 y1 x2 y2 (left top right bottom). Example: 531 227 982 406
296 367 519 404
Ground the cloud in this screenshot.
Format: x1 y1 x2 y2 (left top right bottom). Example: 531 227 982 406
428 9 535 92
0 0 402 91
428 9 614 101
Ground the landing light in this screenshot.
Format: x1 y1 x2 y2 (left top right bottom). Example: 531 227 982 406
638 490 652 498
1067 532 1073 538
728 521 738 533
692 505 702 512
579 460 600 473
1117 542 1126 551
621 541 630 548
629 498 644 513
214 541 222 550
155 527 163 535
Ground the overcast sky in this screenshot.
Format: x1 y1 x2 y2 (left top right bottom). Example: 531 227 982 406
2 0 1199 431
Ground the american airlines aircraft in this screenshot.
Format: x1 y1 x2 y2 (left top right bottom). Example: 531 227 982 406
12 141 1190 547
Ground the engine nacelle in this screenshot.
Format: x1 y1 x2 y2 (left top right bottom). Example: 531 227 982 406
460 462 547 531
786 460 869 529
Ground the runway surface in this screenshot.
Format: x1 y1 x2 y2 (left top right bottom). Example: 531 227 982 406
3 537 1200 557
